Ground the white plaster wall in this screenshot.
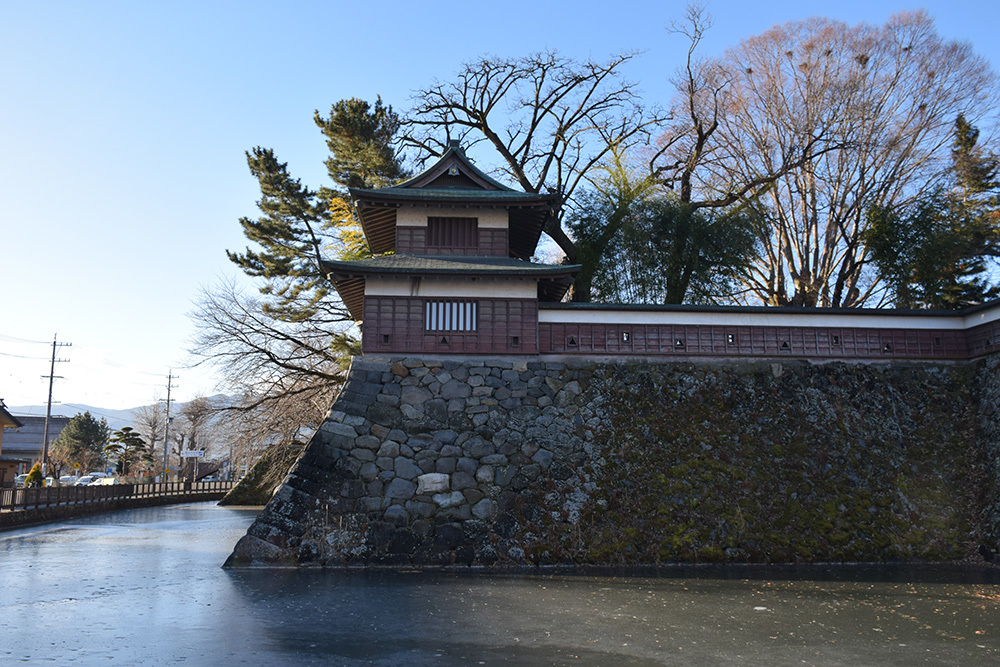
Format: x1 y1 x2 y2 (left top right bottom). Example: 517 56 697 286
964 305 1000 329
365 276 536 299
396 205 508 228
538 308 972 330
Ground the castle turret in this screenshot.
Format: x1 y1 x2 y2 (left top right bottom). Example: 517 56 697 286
323 142 578 355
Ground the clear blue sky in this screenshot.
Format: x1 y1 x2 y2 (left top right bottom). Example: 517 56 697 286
2 0 998 413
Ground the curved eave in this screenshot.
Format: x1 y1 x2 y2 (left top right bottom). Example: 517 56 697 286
323 259 580 320
328 276 366 321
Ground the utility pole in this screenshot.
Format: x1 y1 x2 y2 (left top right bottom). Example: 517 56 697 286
41 334 71 476
161 371 175 482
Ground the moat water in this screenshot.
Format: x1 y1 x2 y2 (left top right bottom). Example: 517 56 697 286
1 503 998 665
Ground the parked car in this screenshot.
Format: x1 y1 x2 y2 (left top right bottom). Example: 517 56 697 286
58 475 76 485
88 472 110 479
92 476 118 485
74 476 94 486
14 474 28 488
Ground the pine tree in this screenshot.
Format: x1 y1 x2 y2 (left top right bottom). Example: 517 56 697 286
226 98 407 321
315 97 405 191
104 427 150 477
194 98 409 443
226 148 330 322
868 116 1000 309
50 412 110 474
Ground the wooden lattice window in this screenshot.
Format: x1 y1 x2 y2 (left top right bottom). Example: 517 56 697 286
427 217 477 252
425 301 477 332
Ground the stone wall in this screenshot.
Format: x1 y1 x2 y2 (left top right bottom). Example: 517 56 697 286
225 356 999 567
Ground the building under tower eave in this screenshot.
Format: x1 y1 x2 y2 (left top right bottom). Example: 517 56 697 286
322 141 579 356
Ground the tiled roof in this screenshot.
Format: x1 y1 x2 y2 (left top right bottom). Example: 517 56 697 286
390 143 520 191
323 254 579 276
323 254 579 321
350 186 555 204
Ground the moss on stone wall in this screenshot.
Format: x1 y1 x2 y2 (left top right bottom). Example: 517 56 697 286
219 441 305 506
556 362 986 565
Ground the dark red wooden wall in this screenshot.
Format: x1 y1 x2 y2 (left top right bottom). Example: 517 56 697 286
537 322 968 360
396 218 508 256
361 295 1000 362
363 296 537 354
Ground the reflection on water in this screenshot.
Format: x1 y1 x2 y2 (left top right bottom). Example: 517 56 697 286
0 503 998 665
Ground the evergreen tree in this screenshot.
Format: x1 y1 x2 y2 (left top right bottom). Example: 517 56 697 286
195 98 408 446
868 115 1000 309
24 462 43 488
315 97 406 191
104 426 151 477
314 97 408 262
50 412 110 474
569 148 758 305
226 148 330 322
226 98 407 322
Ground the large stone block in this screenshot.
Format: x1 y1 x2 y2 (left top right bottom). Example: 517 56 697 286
416 472 450 494
401 385 432 405
394 458 422 480
386 478 417 500
440 379 472 400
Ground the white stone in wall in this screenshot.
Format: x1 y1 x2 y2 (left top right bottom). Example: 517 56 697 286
416 473 450 494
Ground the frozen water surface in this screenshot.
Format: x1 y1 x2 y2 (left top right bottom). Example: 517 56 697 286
1 503 999 665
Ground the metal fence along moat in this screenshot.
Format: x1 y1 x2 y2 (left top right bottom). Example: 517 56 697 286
0 481 234 513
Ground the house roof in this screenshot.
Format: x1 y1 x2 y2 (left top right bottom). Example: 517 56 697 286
0 401 23 429
348 143 556 259
1 415 71 457
323 254 580 321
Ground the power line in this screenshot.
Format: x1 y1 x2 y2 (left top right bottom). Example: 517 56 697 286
0 333 49 344
0 351 50 360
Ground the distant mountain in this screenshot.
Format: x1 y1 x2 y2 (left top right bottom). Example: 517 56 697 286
7 395 232 431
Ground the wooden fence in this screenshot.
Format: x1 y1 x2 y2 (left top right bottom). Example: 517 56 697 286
0 481 234 513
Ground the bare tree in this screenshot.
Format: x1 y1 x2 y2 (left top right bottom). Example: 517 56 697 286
170 396 219 481
215 380 335 481
189 278 349 407
131 400 165 475
404 51 668 284
189 278 352 478
691 12 997 307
